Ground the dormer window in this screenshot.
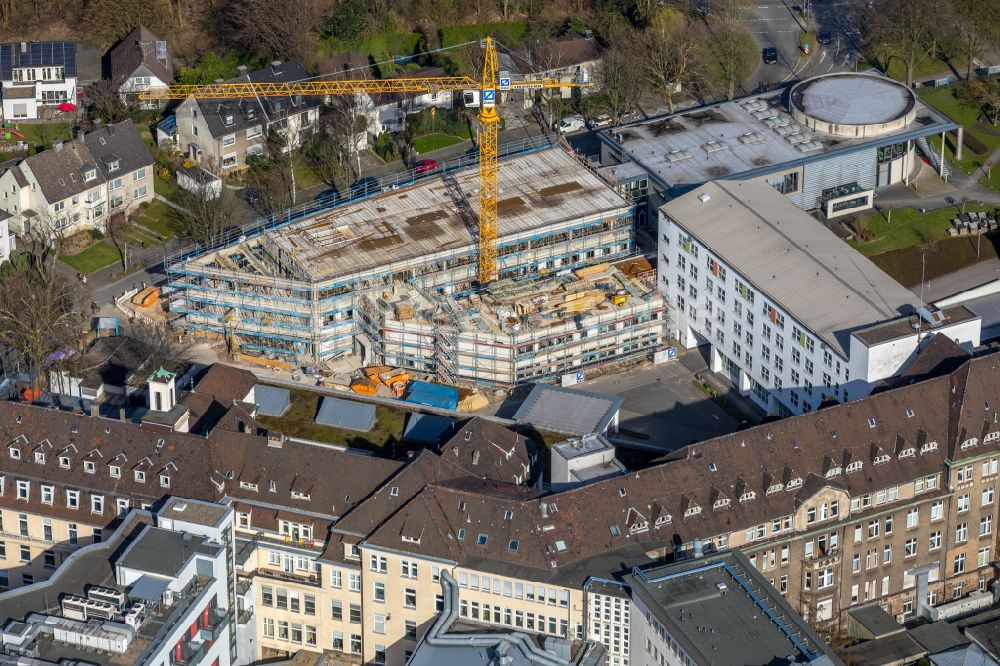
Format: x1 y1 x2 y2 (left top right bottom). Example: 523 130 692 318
713 498 730 509
159 474 170 488
83 167 96 182
899 448 916 459
684 505 702 517
846 460 863 473
867 418 877 428
390 486 399 497
109 465 121 478
134 470 145 483
739 491 756 502
34 452 44 464
269 480 277 492
961 438 979 450
59 456 70 468
291 490 311 501
920 441 938 453
246 107 256 121
9 447 20 460
654 514 672 527
786 477 803 490
825 466 842 478
84 460 95 473
239 481 258 491
223 113 235 126
767 483 784 494
874 453 891 465
104 158 119 173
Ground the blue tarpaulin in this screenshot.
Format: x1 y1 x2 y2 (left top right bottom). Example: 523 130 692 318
404 381 459 411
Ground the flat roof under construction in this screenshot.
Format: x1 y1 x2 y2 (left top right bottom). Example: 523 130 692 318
196 148 630 283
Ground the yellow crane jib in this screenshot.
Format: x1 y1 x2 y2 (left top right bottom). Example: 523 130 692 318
143 37 589 285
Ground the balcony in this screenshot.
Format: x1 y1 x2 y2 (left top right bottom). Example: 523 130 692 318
252 567 321 588
171 609 230 665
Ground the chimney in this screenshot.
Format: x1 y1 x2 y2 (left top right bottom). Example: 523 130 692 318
90 402 100 418
106 123 114 136
19 42 27 54
237 65 248 76
53 139 63 152
93 118 102 130
540 501 548 518
270 60 282 74
119 407 127 421
267 431 284 448
692 538 704 558
77 130 85 140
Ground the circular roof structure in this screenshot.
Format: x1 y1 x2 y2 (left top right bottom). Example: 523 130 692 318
789 73 916 138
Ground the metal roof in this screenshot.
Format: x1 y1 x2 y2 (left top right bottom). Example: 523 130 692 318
402 413 461 444
662 179 921 358
315 396 376 432
513 383 623 436
254 384 290 417
0 41 77 80
128 573 170 601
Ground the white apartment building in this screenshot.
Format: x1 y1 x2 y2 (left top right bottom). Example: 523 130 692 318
0 41 77 119
659 179 981 415
0 120 154 239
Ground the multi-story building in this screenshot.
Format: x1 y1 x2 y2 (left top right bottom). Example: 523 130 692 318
175 60 321 173
593 72 958 226
659 178 981 415
0 120 154 239
3 355 1000 664
108 26 173 109
0 496 243 665
168 146 664 384
0 41 77 119
625 549 840 665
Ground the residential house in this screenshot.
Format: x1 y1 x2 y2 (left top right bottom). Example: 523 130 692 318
48 336 153 401
0 120 153 238
175 60 321 173
0 41 77 119
0 212 12 263
367 66 454 136
108 26 173 109
500 35 603 103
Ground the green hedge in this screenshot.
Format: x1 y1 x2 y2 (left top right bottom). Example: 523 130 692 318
440 22 531 48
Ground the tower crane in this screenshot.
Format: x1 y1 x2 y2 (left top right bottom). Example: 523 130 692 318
142 38 586 285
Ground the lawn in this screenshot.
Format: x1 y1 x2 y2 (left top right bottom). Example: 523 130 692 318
917 86 1000 176
133 200 183 240
412 133 468 153
982 165 1000 191
59 241 121 274
292 161 324 190
154 176 182 202
2 121 74 153
870 232 1000 287
255 387 408 454
847 204 996 256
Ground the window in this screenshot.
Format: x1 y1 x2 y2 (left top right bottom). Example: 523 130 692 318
373 581 385 602
223 134 236 147
261 586 273 606
40 485 53 504
982 515 993 537
331 632 345 652
304 594 315 615
404 588 416 608
19 545 30 562
984 487 995 506
16 480 28 499
979 547 991 568
955 553 966 574
133 168 146 181
109 465 121 478
907 508 918 529
91 495 104 514
958 494 970 512
263 618 274 638
929 531 942 550
405 619 417 640
931 501 944 521
330 569 341 588
373 613 386 634
348 573 360 592
159 474 170 488
133 186 147 198
818 568 834 589
957 522 968 543
66 490 79 509
905 538 917 558
349 603 361 623
350 634 362 654
369 554 387 573
221 153 238 168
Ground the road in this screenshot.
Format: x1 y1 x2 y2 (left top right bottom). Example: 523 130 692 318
741 0 863 94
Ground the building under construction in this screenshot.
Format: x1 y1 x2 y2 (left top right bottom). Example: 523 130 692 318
167 146 667 387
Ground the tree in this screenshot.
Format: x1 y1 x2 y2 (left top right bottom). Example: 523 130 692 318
0 257 89 390
84 80 130 125
709 26 758 100
178 52 243 85
866 0 939 87
595 31 645 124
105 210 134 272
319 0 369 41
177 182 239 245
644 8 705 113
81 0 175 49
123 318 193 371
951 0 1000 80
219 0 329 63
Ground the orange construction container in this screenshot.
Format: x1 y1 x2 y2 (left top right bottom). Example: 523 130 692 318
20 388 43 402
131 287 160 308
350 378 379 396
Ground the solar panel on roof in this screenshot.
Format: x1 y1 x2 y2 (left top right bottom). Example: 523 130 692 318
254 384 290 417
315 396 376 432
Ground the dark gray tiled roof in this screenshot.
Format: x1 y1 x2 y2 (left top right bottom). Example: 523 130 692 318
195 59 321 139
0 41 76 80
108 26 172 90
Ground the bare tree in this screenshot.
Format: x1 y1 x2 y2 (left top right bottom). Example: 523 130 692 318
176 183 239 245
866 0 939 87
219 0 329 63
0 259 89 390
85 80 131 124
951 0 1000 79
645 8 705 113
122 318 194 371
595 32 645 124
105 210 136 272
711 0 751 30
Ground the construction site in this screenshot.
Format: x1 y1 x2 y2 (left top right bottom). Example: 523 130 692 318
166 146 667 388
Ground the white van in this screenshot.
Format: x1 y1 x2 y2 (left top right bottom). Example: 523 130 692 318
557 114 586 134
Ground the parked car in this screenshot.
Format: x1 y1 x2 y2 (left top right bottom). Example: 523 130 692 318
350 177 381 199
817 31 831 45
414 158 438 174
315 187 340 206
762 47 778 64
587 113 613 129
557 114 586 134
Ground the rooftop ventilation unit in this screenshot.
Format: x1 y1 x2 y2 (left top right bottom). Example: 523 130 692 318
738 132 766 144
88 586 126 608
753 108 777 120
773 124 802 137
796 140 823 152
665 149 693 163
785 133 809 144
703 141 729 154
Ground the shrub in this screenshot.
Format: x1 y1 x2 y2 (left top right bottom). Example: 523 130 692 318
89 229 104 240
440 22 531 48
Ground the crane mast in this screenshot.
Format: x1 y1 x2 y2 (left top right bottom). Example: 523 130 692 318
142 37 586 286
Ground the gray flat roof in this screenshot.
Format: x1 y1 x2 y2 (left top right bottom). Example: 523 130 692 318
849 604 904 639
117 525 220 578
255 384 290 417
626 550 835 665
597 73 955 192
188 148 631 283
662 180 921 357
513 384 624 436
315 396 376 432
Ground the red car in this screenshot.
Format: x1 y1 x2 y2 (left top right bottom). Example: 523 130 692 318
414 159 438 174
